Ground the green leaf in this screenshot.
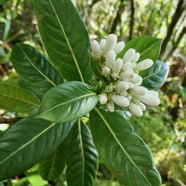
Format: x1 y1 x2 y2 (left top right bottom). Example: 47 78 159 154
0 118 74 181
90 108 161 186
39 140 67 181
119 36 162 63
66 120 98 186
142 60 169 90
33 0 92 83
37 81 98 123
11 44 63 99
0 80 40 113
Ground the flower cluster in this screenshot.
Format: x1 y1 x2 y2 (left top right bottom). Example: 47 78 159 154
91 34 160 117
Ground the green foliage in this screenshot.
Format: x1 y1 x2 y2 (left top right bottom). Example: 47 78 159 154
66 120 98 186
90 109 161 186
0 118 74 180
0 80 40 113
119 36 162 64
33 0 92 82
142 60 169 90
0 0 175 186
11 44 63 99
39 141 66 181
37 81 98 123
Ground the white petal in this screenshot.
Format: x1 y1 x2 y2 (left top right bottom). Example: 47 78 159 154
102 67 110 76
113 58 123 72
123 48 136 63
100 39 106 49
91 40 101 58
132 75 143 85
113 41 125 54
148 90 159 97
136 101 146 111
132 86 148 95
120 71 136 81
111 95 129 107
106 102 115 112
135 59 153 71
99 93 108 105
132 52 140 63
122 62 132 71
105 50 116 67
103 34 117 53
137 94 160 106
116 81 129 91
129 103 143 116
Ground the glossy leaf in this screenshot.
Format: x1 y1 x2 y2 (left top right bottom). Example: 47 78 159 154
0 80 40 113
66 120 98 186
11 44 63 99
90 108 161 186
39 139 68 181
33 0 92 82
118 36 162 63
142 60 169 90
37 81 98 123
0 118 74 181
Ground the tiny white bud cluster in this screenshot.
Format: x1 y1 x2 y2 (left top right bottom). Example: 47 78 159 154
91 34 160 117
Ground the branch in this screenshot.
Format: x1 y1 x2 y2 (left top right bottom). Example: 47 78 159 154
0 117 22 124
129 0 135 40
160 0 186 58
165 26 186 60
110 0 126 34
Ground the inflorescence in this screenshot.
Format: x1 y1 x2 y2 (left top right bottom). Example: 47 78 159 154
91 34 160 117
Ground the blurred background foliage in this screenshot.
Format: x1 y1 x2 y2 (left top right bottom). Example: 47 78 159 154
0 0 185 185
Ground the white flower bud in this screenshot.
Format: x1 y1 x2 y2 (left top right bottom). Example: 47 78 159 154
131 63 137 68
106 102 115 112
102 67 110 76
105 50 116 67
99 93 108 105
148 90 159 97
136 101 146 111
121 91 128 96
123 48 136 63
129 103 143 117
128 82 134 88
127 94 132 101
122 62 132 71
91 40 101 58
132 52 140 63
132 75 143 85
111 95 129 107
113 41 125 54
111 72 119 80
132 86 148 95
135 59 153 71
137 94 160 106
116 81 129 91
100 39 106 49
113 58 123 72
103 34 117 53
120 71 136 81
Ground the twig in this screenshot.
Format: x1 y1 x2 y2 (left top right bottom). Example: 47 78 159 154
160 0 186 58
129 0 135 40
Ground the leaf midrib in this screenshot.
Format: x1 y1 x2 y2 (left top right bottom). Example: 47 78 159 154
140 39 161 57
95 108 152 186
38 93 96 116
48 0 85 82
0 92 39 107
0 123 56 165
78 120 85 186
19 45 56 86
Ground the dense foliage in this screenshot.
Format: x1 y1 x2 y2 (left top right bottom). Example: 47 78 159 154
0 0 185 186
